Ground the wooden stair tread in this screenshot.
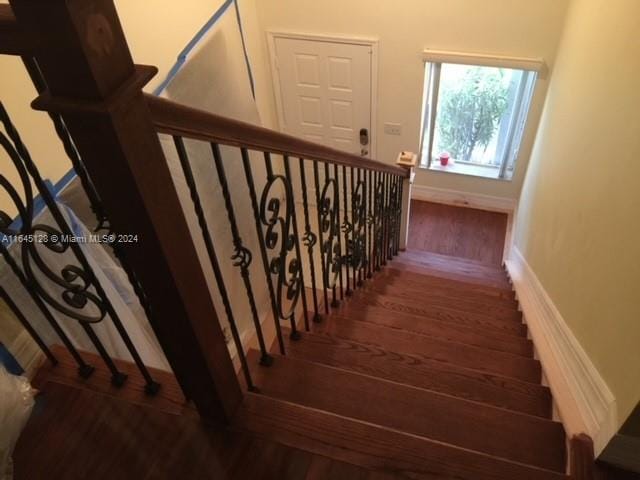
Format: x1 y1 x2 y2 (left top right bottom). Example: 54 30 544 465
237 393 568 480
401 249 509 274
382 266 516 299
248 353 566 471
310 316 540 382
390 259 512 289
325 306 532 357
368 272 518 308
361 279 520 317
281 329 551 418
339 295 528 337
353 287 522 323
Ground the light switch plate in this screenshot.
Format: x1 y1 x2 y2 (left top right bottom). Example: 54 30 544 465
384 122 402 135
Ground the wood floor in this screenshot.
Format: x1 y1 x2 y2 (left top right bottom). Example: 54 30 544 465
407 200 508 265
14 200 636 479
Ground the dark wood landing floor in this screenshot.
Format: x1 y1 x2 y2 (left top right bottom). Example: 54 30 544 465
407 200 508 266
13 380 401 480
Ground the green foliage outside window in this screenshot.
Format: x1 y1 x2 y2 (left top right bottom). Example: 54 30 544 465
437 67 509 162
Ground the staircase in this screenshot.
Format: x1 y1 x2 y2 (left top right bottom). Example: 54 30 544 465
236 249 569 480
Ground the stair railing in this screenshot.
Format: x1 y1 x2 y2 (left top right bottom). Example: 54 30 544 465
146 96 410 391
1 0 411 423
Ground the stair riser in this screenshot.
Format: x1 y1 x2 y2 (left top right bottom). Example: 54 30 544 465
237 394 568 480
250 355 566 472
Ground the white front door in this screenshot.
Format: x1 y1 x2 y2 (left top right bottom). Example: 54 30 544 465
272 36 373 158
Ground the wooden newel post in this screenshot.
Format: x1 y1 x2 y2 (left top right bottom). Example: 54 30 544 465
9 0 242 424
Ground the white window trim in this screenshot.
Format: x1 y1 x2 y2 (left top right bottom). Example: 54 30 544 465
420 50 542 180
422 49 545 73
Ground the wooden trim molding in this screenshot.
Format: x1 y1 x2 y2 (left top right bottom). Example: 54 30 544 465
422 49 545 73
505 247 617 455
411 184 516 213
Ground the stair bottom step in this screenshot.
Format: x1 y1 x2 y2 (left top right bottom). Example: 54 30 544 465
236 393 568 480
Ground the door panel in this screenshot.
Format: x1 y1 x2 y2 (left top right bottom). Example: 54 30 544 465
274 37 372 158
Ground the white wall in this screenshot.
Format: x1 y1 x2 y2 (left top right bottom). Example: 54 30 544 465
513 0 640 430
0 0 261 216
253 0 570 201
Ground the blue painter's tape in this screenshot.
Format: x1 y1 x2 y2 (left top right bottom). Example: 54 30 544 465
233 0 256 99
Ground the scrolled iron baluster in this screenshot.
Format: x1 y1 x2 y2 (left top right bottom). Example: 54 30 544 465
332 163 344 303
259 153 303 336
312 161 329 315
283 155 310 330
241 148 291 348
0 103 163 391
317 164 341 309
351 168 367 287
366 169 374 278
298 158 321 323
341 165 352 296
373 171 385 272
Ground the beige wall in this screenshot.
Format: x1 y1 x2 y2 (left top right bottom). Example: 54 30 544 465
253 0 569 200
514 0 640 428
0 0 268 216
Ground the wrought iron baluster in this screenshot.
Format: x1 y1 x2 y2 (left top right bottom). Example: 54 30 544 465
350 167 357 288
241 148 291 347
298 158 321 323
373 172 384 272
324 164 340 309
349 167 366 289
0 286 57 366
356 168 366 286
210 143 274 364
283 154 310 331
20 57 109 232
341 165 352 296
393 175 402 256
0 109 135 384
0 244 93 377
1 103 162 392
172 138 257 391
312 161 329 315
262 152 302 338
332 163 344 303
367 169 373 279
397 175 404 254
382 173 391 266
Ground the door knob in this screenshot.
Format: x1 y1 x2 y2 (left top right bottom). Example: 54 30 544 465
361 148 369 156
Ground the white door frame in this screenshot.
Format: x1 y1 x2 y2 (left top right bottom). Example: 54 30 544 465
266 31 379 160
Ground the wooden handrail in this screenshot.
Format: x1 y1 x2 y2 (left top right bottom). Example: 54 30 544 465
0 4 37 55
145 94 409 178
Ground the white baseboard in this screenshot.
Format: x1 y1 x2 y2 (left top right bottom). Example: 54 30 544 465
411 184 516 213
506 247 617 455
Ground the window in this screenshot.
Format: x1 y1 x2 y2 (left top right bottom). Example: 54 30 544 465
419 56 538 180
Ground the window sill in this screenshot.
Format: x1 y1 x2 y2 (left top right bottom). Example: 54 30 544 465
419 161 512 181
